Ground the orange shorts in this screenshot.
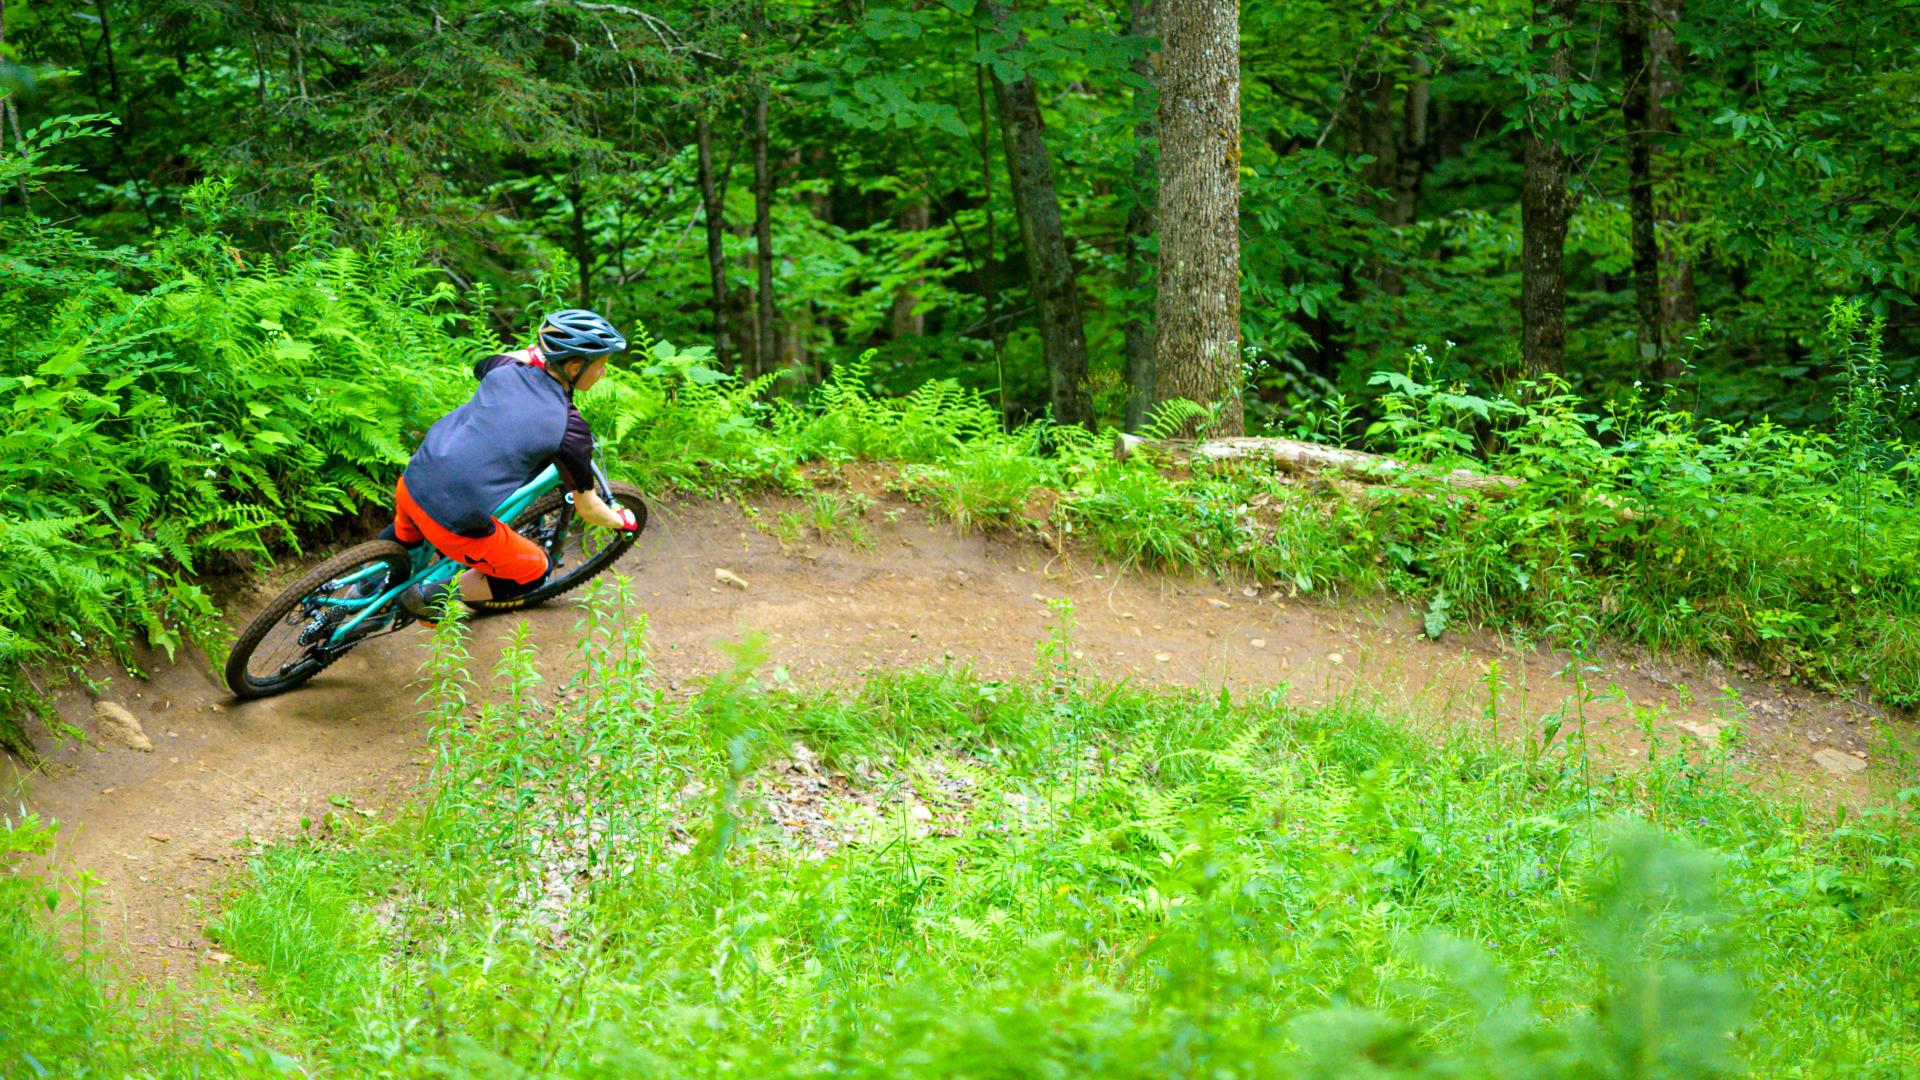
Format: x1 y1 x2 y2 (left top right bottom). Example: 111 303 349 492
392 476 549 584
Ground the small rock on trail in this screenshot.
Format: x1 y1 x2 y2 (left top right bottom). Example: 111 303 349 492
91 702 152 752
1677 719 1723 743
1813 748 1868 776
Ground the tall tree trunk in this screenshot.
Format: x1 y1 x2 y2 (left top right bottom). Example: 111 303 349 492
569 178 593 310
984 0 1092 428
1359 71 1398 202
249 32 266 109
296 26 310 100
793 148 831 383
1356 67 1403 297
1520 0 1575 376
696 109 732 369
890 200 930 339
973 38 1009 426
752 84 775 379
1393 52 1433 228
1621 0 1662 376
94 0 157 229
1122 0 1158 432
1 0 29 210
1360 51 1434 303
783 302 812 375
1153 0 1243 435
0 0 10 210
1649 0 1694 373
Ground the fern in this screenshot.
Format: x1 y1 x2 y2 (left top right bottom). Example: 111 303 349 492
0 207 486 754
1140 399 1214 441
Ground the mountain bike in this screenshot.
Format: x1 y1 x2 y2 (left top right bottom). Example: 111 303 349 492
224 456 646 700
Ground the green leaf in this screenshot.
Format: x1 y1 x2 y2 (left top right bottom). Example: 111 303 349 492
148 623 180 662
1423 592 1452 640
35 346 88 378
1369 370 1424 395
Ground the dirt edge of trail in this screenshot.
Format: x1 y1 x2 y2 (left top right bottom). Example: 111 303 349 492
3 492 1907 985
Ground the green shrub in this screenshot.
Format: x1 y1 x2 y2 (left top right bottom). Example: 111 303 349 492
0 811 296 1077
180 595 1917 1075
1347 305 1920 700
0 178 483 753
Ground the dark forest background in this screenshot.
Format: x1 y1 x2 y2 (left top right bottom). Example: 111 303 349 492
4 0 1914 431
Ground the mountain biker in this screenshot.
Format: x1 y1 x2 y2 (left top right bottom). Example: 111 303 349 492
384 309 640 618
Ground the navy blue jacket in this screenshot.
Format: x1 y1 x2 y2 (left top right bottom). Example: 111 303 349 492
401 354 595 537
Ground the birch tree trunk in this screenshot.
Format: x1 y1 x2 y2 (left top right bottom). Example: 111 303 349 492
1122 0 1158 431
983 0 1093 428
1153 0 1243 436
1621 0 1663 376
1519 0 1574 376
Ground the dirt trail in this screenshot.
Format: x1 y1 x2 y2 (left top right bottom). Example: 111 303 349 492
2 493 1901 983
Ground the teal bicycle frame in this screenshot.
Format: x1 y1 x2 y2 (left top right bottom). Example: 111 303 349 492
312 463 569 644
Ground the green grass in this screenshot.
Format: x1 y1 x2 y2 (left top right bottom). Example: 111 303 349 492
10 581 1915 1077
0 813 307 1077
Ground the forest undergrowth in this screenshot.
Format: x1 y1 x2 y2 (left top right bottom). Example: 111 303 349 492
8 196 1919 758
4 584 1918 1076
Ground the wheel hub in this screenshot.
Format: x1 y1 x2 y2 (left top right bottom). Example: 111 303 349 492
297 607 342 646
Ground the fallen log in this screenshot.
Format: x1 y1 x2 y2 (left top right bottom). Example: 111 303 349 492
1112 433 1522 494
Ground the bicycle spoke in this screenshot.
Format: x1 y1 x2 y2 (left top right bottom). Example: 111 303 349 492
243 559 399 685
527 504 616 588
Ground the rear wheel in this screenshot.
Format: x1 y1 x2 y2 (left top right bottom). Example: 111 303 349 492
471 482 647 612
224 541 413 700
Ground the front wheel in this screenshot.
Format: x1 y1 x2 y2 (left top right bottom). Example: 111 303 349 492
472 482 647 612
225 540 413 699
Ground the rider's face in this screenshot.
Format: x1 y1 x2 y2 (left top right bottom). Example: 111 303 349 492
565 355 611 391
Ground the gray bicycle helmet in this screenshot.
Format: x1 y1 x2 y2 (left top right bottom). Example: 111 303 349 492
538 309 628 359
